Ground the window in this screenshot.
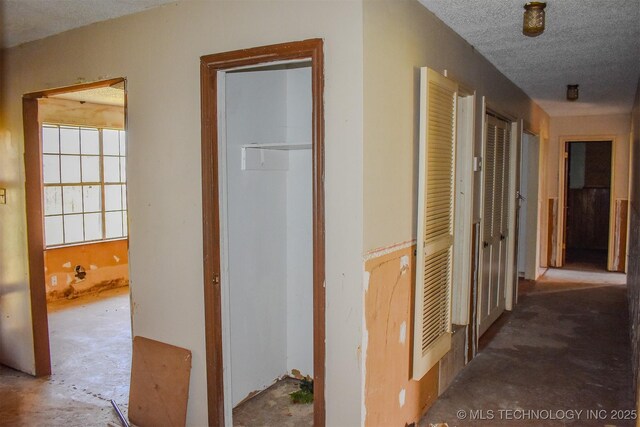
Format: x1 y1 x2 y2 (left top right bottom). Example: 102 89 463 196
42 124 127 247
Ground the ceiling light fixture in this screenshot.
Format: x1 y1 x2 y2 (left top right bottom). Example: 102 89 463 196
567 84 579 101
523 2 546 37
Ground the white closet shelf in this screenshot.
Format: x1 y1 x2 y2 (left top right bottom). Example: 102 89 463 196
242 143 311 150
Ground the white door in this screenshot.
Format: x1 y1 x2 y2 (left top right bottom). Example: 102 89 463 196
478 115 511 336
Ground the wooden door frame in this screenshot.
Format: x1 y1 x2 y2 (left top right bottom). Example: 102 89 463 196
199 39 325 427
557 136 616 269
22 77 126 377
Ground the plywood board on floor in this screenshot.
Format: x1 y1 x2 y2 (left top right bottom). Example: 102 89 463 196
129 336 192 427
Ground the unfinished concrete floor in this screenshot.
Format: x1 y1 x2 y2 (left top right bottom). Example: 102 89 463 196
0 287 131 426
421 270 634 426
232 377 314 427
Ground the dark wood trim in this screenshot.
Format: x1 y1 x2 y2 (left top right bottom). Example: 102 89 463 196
22 97 51 377
562 142 569 265
467 222 479 362
199 39 325 427
614 199 628 272
23 78 125 99
547 199 555 267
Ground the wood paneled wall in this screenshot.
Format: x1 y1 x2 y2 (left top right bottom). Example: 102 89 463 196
612 199 628 272
566 188 610 251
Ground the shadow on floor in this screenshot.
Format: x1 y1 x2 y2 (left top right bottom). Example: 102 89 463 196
564 248 608 272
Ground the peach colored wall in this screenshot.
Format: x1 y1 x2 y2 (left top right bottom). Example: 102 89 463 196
44 239 129 301
364 245 439 425
548 114 631 199
547 114 631 267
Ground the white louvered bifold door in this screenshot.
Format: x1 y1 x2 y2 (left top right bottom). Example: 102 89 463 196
478 115 510 336
412 68 458 380
479 120 497 329
497 124 511 312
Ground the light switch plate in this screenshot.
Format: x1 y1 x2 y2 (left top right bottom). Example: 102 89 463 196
0 188 6 204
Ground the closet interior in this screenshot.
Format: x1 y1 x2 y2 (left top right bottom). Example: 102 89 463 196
221 60 314 423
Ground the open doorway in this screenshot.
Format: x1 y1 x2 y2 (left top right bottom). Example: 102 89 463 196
562 141 612 271
23 79 132 407
200 40 325 427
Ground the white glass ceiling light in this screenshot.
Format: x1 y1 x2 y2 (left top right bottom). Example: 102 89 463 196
523 2 546 37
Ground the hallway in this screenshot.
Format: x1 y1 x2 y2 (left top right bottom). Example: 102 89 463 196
421 270 634 426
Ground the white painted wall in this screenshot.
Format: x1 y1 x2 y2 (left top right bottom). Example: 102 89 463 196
225 70 288 406
0 1 365 424
0 128 35 374
285 67 314 378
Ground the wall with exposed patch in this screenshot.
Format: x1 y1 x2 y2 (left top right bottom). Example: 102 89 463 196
361 0 549 423
364 246 440 425
44 240 129 301
0 1 364 424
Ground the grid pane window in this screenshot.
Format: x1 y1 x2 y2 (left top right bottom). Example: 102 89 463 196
42 124 128 247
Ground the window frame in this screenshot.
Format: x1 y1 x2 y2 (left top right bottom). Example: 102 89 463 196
42 123 128 248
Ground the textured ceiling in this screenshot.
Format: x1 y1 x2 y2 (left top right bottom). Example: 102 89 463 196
1 0 176 48
419 0 640 116
3 0 638 116
50 86 125 106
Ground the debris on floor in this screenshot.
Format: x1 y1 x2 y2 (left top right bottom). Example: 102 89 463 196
233 377 313 426
289 378 313 404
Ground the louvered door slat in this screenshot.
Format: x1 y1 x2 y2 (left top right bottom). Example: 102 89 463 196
501 126 511 233
483 124 497 240
494 127 505 237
